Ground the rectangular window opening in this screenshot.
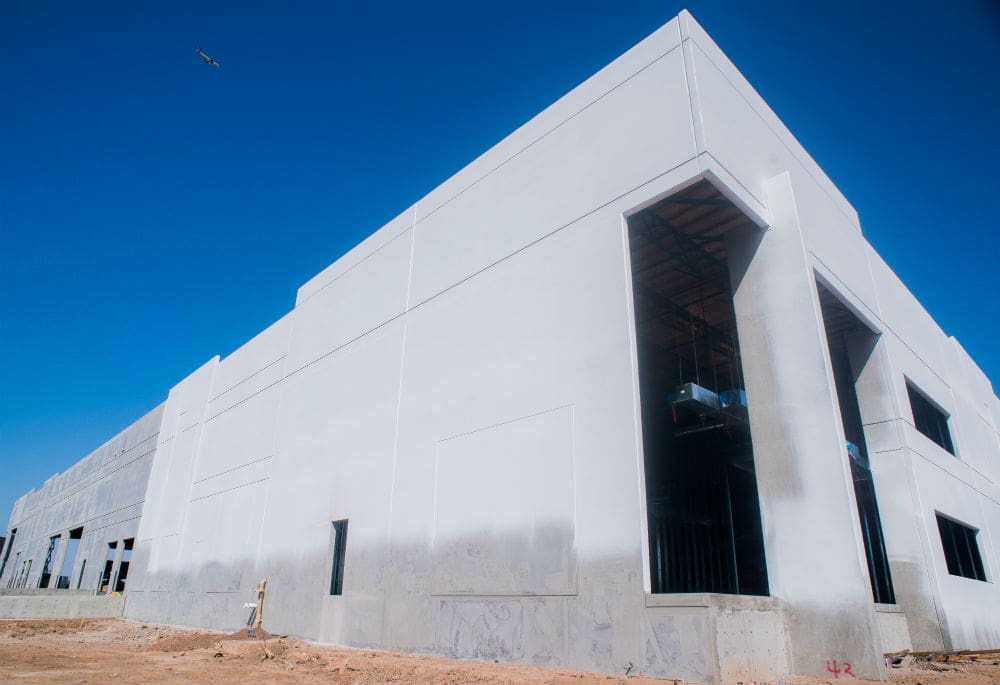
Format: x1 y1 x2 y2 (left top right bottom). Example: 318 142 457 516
57 527 84 589
39 535 60 589
936 514 987 582
628 181 769 596
329 520 348 596
906 382 954 455
7 552 21 589
19 559 32 589
817 282 895 604
113 538 134 592
99 542 117 594
0 528 16 581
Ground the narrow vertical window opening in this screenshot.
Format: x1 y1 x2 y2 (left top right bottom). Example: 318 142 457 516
0 528 16 581
57 527 84 589
39 535 59 589
7 552 21 588
99 542 117 594
330 520 348 596
817 283 895 604
114 538 134 592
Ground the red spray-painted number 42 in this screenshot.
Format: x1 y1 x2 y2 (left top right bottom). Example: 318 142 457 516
826 660 856 678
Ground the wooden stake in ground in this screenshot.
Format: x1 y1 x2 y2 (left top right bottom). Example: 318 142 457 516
254 579 267 634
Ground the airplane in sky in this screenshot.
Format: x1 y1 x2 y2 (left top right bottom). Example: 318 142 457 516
195 47 219 68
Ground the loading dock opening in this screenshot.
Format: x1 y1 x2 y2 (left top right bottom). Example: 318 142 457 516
628 180 768 596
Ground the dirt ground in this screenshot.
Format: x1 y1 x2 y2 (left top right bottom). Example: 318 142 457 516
1 618 998 685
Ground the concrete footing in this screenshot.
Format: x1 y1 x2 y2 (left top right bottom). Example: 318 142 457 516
0 592 125 620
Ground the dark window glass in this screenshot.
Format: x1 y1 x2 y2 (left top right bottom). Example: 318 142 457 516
936 515 986 581
907 383 954 455
851 462 895 603
330 520 348 596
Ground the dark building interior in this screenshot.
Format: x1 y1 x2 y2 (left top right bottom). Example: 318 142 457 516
817 282 895 604
628 179 768 596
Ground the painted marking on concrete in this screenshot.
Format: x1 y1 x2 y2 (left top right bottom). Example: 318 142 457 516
825 660 855 678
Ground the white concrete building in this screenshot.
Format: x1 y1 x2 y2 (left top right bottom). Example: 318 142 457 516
3 11 999 682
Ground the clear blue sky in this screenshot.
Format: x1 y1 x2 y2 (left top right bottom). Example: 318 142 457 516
2 1 998 523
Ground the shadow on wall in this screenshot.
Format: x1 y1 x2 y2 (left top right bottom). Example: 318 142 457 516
126 555 263 634
724 222 809 500
124 532 802 683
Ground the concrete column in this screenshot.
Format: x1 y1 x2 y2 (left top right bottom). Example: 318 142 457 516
848 331 946 651
726 172 884 679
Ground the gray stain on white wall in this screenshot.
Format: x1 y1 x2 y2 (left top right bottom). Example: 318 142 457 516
4 10 1000 683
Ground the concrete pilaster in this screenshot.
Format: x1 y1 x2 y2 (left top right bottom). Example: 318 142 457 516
847 330 945 652
727 172 884 679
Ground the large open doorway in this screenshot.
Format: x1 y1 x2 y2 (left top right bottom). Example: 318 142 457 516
629 179 768 596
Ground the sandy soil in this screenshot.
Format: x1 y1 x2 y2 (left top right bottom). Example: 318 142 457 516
1 618 998 685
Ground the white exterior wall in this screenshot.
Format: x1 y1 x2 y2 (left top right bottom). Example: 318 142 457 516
677 8 1000 664
122 10 1000 678
0 404 164 593
6 10 999 683
129 16 706 677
